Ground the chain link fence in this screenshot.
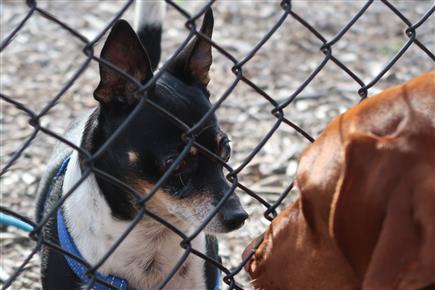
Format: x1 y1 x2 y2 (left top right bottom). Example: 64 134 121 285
1 0 434 289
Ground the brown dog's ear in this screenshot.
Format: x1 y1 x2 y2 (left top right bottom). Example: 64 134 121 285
167 9 213 86
329 134 388 279
94 20 153 107
330 132 435 289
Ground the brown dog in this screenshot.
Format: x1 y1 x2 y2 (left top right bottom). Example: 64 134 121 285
243 71 435 290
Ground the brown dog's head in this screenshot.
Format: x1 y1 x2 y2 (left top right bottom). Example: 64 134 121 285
243 71 435 290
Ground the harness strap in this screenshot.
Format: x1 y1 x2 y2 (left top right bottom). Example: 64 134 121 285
213 270 221 290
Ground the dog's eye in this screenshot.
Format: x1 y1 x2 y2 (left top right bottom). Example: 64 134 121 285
164 156 188 174
219 138 231 162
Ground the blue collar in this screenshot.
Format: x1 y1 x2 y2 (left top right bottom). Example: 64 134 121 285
55 157 220 290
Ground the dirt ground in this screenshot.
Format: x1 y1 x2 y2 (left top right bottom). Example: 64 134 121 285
1 1 433 289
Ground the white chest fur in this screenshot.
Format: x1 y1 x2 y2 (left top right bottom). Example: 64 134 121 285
61 151 207 290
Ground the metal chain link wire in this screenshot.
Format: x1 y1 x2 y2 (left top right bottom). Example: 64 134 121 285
1 0 434 289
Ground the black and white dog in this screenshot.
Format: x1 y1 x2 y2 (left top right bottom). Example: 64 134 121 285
36 2 247 289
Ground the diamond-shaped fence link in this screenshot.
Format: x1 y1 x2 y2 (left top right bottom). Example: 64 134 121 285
1 0 434 289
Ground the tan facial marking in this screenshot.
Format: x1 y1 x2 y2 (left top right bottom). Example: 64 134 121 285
129 178 185 209
129 178 195 229
129 178 174 214
128 151 139 163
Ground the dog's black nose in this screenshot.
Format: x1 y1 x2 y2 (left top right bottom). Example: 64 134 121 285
222 207 249 231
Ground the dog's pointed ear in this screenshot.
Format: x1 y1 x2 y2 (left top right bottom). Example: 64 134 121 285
94 20 153 107
167 9 213 86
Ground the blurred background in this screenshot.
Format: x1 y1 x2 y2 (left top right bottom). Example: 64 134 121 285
1 0 434 289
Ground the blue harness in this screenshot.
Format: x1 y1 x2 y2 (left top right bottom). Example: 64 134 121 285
55 157 220 290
